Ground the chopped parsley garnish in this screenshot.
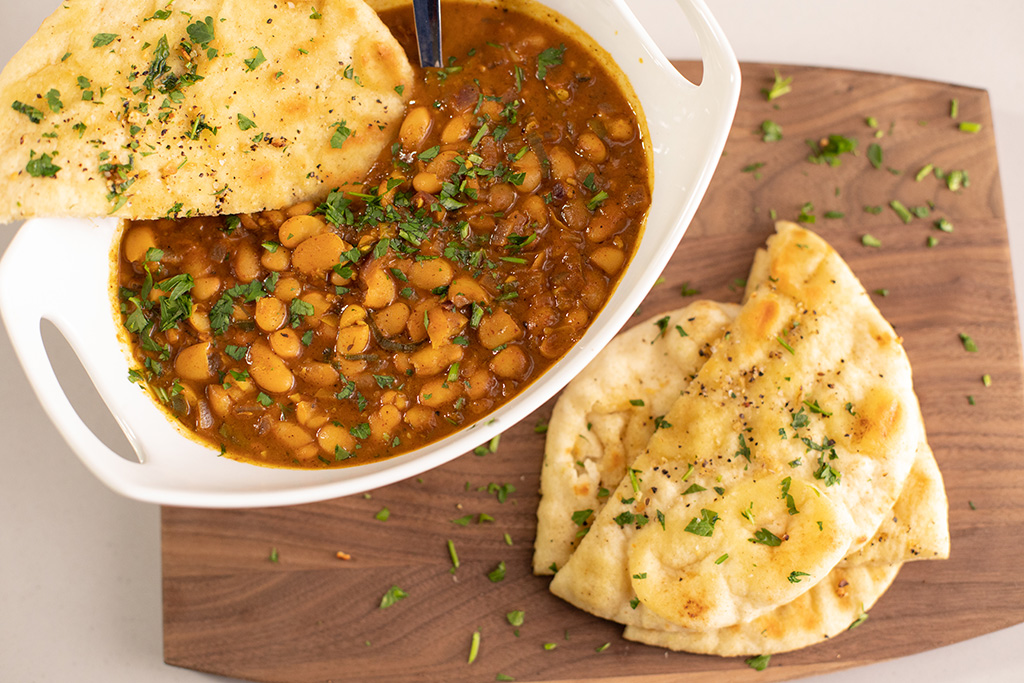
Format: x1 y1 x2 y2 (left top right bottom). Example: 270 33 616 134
92 33 118 48
330 120 352 148
683 509 719 537
802 399 831 417
762 69 792 101
535 44 566 79
776 335 795 355
571 509 593 526
45 89 63 114
237 113 257 130
487 561 507 582
749 528 782 546
867 142 883 169
787 570 811 583
746 654 771 671
379 585 408 609
761 120 783 142
25 151 61 178
186 16 216 48
11 100 43 124
807 134 857 166
244 46 267 71
861 234 882 248
735 434 751 462
959 332 978 352
652 315 670 340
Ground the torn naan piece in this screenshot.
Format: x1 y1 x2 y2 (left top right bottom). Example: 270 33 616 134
0 0 412 222
550 222 922 632
534 300 740 575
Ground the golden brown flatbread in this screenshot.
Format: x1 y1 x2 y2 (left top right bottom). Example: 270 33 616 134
623 562 901 656
549 222 923 632
534 300 740 574
0 0 412 222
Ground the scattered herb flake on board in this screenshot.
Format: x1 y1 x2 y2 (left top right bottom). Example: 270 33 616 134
468 630 481 663
867 143 883 169
935 217 954 233
762 69 792 101
874 288 889 296
889 200 913 223
534 419 548 434
796 201 816 223
268 547 279 562
968 500 977 510
927 235 939 248
496 675 516 682
680 282 700 297
861 234 881 248
959 333 978 352
863 205 883 215
374 507 390 521
824 210 845 219
950 98 960 119
761 120 783 141
487 561 507 582
379 585 408 609
983 374 992 387
808 134 857 166
959 121 982 133
968 395 976 405
746 654 771 671
916 164 934 181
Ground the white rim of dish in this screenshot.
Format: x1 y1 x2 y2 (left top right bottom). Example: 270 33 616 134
0 0 740 508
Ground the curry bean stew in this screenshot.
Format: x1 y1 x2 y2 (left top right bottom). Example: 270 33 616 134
116 1 651 468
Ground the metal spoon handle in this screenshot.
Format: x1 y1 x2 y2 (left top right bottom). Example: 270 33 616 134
412 0 443 68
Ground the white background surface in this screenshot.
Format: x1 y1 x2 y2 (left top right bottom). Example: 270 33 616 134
1 1 1022 681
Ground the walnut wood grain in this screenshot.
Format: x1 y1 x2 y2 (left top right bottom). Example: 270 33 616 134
162 63 1024 683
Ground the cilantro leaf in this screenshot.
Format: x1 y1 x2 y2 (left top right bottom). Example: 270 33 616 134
535 44 566 79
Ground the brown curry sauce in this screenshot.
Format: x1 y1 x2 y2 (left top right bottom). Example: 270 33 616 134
116 2 650 468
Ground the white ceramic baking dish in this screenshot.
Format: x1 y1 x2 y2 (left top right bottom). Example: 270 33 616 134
0 0 739 507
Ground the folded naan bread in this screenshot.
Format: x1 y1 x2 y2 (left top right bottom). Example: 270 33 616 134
0 0 412 223
534 300 740 574
549 222 924 632
623 562 902 656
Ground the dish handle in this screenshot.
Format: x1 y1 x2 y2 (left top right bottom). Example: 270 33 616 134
0 219 155 494
671 0 741 97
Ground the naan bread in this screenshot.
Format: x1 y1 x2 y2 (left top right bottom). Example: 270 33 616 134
623 563 901 656
534 300 740 574
550 222 922 632
0 0 412 223
842 440 949 566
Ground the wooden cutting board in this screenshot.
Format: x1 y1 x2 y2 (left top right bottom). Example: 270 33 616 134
162 63 1024 683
